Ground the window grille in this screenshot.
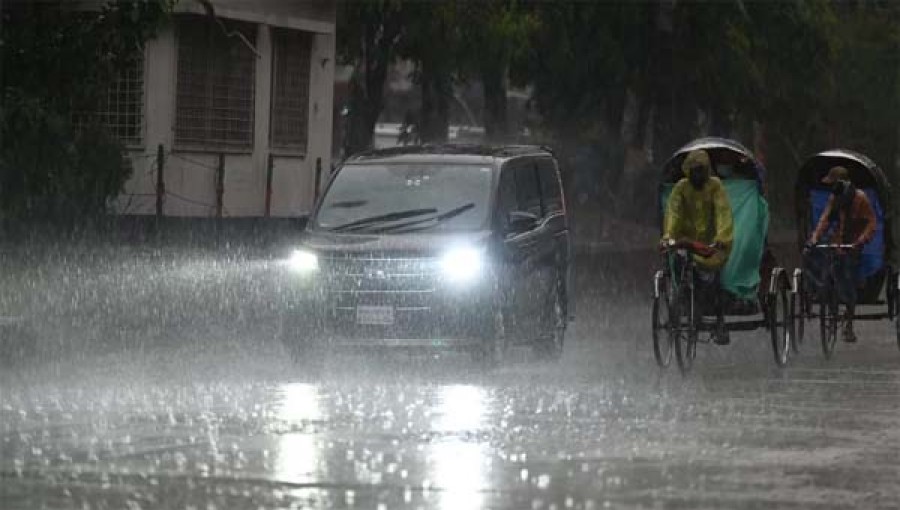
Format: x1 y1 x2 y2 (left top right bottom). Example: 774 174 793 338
270 28 311 151
175 16 256 149
75 58 144 146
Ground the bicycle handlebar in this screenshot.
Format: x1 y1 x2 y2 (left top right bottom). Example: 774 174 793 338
813 243 856 250
660 239 717 258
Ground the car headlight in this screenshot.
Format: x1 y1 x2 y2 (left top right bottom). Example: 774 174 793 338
287 249 319 274
439 247 484 283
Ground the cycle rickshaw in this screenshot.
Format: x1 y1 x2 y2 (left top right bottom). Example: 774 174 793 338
651 138 792 372
791 150 897 358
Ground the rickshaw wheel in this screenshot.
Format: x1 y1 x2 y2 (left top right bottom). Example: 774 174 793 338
673 290 697 374
820 297 839 360
790 275 806 352
652 276 674 368
789 293 803 353
892 272 900 352
895 311 900 352
769 275 791 367
894 284 900 351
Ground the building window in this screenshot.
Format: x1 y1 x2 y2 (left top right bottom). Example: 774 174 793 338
76 58 144 146
175 16 256 150
270 28 312 151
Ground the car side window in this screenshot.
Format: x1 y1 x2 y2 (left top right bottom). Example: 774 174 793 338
538 158 563 215
514 160 543 218
498 165 518 228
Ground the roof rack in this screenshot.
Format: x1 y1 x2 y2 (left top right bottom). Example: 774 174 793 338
349 143 552 161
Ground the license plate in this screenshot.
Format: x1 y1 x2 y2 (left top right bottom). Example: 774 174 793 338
356 305 394 326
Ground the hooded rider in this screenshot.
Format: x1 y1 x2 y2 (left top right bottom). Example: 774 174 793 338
661 149 735 344
806 165 877 343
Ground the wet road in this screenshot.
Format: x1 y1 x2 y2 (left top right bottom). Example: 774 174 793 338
3 248 900 509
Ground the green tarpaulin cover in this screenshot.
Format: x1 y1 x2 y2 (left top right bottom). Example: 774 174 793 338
661 180 769 300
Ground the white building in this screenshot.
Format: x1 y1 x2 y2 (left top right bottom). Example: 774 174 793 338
107 0 335 218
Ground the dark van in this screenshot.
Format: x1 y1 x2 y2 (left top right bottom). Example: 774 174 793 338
282 145 571 366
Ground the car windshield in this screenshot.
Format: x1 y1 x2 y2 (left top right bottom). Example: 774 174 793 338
314 163 494 233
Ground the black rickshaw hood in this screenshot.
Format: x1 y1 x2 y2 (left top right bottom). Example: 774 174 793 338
795 148 894 264
796 149 889 194
674 137 754 160
661 137 765 187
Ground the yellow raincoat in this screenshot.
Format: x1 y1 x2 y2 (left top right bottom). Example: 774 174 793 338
663 150 734 270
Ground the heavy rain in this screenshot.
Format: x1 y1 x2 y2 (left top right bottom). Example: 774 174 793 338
3 1 900 510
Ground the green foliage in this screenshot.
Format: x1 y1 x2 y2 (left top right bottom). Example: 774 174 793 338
830 2 900 170
336 0 406 66
0 92 131 220
337 0 408 155
456 0 536 81
739 1 841 158
336 1 900 224
515 2 636 136
0 0 170 222
2 0 170 113
338 0 538 147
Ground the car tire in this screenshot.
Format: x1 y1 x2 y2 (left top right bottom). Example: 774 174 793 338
534 283 566 361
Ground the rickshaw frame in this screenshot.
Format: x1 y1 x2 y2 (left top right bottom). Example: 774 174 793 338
791 149 900 355
652 138 792 372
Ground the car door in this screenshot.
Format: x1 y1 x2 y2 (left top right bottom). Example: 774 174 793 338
495 163 524 340
499 158 548 339
537 157 571 323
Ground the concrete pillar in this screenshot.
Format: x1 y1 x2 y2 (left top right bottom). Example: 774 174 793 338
304 31 336 210
252 23 274 216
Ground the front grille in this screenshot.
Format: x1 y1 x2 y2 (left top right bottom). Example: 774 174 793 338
321 255 438 309
317 254 490 342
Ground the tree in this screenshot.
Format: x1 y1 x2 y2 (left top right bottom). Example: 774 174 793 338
1 0 170 114
513 1 651 220
515 0 848 222
456 0 536 142
398 1 460 143
829 1 900 177
331 0 898 229
337 0 406 156
0 0 171 223
732 0 840 214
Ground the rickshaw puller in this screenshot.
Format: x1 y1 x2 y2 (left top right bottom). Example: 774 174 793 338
804 166 877 343
660 150 735 345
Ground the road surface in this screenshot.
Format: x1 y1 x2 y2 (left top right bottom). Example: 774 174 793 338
3 248 900 509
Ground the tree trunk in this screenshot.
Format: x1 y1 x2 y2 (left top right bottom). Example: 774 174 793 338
340 6 403 157
631 91 651 151
344 74 381 157
649 1 685 164
482 64 508 142
601 86 627 197
418 60 450 143
709 101 732 138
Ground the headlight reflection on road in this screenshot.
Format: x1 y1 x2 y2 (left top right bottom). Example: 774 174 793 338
277 383 322 423
435 384 487 432
430 385 491 510
273 383 322 484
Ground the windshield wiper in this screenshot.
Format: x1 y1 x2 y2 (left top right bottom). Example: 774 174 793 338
330 199 368 209
329 208 438 232
375 203 476 233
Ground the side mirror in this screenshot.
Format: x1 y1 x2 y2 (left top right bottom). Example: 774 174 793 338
507 210 539 234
